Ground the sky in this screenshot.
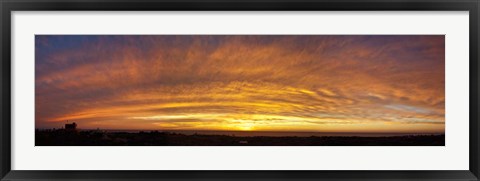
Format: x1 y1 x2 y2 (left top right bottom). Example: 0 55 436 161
35 35 445 133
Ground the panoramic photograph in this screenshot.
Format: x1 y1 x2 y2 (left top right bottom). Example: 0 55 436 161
35 35 445 146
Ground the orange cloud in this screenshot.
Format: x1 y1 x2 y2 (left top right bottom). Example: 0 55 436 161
35 35 445 133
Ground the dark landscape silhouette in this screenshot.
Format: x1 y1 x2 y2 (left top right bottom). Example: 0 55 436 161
35 123 445 146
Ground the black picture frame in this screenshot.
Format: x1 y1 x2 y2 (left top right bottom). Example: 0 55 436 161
1 0 479 180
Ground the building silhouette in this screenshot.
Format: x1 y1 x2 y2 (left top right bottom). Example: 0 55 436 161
65 122 77 131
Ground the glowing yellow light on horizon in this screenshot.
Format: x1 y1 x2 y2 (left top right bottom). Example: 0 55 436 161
236 122 255 131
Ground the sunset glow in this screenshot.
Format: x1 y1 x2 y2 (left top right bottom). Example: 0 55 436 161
35 35 445 134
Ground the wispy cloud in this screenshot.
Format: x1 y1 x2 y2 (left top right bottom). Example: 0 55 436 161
35 35 445 133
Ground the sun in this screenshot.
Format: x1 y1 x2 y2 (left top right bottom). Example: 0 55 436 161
237 123 255 131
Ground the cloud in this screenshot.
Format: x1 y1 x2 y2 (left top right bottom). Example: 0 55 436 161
35 35 445 133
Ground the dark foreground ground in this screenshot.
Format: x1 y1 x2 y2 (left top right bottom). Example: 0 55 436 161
35 130 445 146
